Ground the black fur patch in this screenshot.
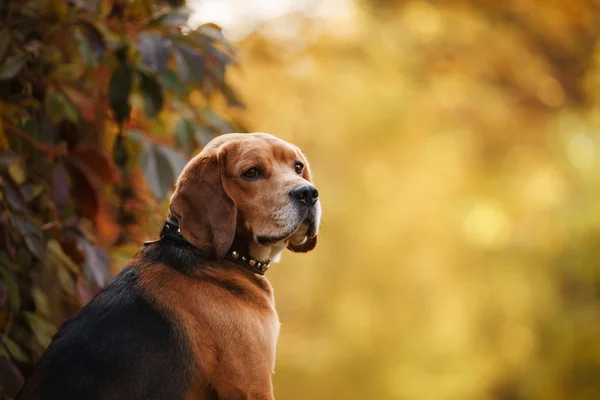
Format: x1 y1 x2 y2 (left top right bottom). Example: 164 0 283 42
17 267 192 400
139 239 260 301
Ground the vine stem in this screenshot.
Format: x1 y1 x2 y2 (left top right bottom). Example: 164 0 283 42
5 124 55 156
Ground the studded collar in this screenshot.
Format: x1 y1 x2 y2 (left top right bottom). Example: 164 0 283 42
157 219 271 275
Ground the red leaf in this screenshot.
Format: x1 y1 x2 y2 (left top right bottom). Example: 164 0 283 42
69 148 116 184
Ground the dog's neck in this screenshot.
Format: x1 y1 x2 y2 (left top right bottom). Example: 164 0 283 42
158 219 271 275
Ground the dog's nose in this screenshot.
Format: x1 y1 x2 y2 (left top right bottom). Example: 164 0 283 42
289 184 319 206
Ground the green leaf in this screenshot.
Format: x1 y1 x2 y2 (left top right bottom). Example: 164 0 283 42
24 312 56 349
138 69 164 118
20 184 43 201
0 266 19 312
109 62 133 124
2 337 29 362
45 90 79 123
0 56 25 80
175 118 196 155
158 69 188 96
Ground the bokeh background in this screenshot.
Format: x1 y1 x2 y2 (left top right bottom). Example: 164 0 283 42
3 0 600 399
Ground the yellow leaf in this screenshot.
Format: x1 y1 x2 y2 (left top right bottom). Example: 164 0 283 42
8 162 25 184
47 239 80 274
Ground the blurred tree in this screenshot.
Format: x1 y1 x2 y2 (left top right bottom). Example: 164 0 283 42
0 0 244 398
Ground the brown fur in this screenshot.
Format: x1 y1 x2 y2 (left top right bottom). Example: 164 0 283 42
146 133 319 399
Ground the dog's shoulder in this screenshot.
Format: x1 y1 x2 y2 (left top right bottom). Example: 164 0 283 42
17 264 193 400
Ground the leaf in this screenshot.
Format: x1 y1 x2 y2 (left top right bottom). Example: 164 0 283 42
158 69 188 95
45 89 79 123
13 215 45 259
2 337 29 362
52 162 70 214
76 28 96 67
79 20 106 58
0 284 6 308
69 148 116 184
21 184 43 201
76 237 110 288
0 252 19 272
0 357 25 398
2 180 25 212
220 81 245 109
175 118 197 155
0 56 25 80
150 7 193 27
138 69 164 118
137 32 169 73
7 162 25 184
47 239 79 274
196 126 217 147
140 143 174 200
73 0 99 13
0 150 19 165
109 62 133 124
30 287 51 319
0 29 9 61
156 145 187 179
24 312 56 349
198 23 227 42
199 108 232 133
172 43 205 84
0 265 19 312
57 264 75 296
65 158 100 219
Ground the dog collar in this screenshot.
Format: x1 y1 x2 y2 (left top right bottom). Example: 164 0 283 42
156 219 271 275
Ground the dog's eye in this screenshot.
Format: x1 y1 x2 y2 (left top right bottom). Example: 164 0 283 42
243 168 261 180
294 162 304 175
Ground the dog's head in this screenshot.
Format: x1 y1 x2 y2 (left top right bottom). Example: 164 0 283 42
169 133 321 262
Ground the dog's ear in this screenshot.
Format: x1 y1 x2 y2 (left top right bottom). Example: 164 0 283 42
169 150 236 259
287 236 317 253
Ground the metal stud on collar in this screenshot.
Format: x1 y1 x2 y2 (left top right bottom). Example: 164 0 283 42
227 250 270 274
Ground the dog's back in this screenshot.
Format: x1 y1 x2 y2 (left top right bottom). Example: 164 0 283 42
17 266 194 400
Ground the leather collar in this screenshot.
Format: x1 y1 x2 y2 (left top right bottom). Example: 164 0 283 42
155 219 270 275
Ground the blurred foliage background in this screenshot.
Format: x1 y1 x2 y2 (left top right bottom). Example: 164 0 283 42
3 0 600 399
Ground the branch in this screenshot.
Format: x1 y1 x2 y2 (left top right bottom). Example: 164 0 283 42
5 123 55 156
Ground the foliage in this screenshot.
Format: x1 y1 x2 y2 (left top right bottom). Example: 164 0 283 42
0 0 243 397
234 1 600 399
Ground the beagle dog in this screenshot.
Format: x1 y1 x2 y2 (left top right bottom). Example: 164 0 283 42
17 133 321 400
